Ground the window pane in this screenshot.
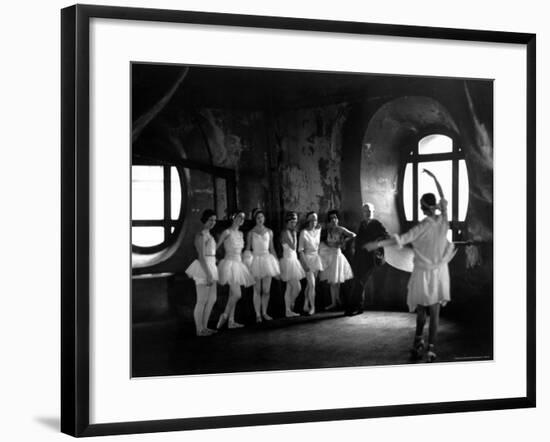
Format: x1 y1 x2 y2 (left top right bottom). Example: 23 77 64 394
418 134 452 155
403 163 413 220
132 227 164 248
171 166 181 220
418 160 452 217
132 166 164 220
458 160 469 221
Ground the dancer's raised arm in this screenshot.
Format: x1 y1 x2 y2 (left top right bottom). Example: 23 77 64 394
423 168 444 200
423 168 447 218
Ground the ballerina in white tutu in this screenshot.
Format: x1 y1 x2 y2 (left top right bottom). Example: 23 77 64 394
185 209 219 336
279 211 306 317
365 170 455 362
319 210 356 310
298 211 323 315
215 210 255 329
245 209 280 322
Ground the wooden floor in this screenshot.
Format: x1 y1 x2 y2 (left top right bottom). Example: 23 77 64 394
132 310 493 378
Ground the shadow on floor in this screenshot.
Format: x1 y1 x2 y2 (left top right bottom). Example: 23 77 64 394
132 310 493 378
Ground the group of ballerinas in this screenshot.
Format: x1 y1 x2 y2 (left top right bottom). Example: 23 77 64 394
186 169 454 364
185 208 358 336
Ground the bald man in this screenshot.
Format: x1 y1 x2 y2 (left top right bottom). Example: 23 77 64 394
344 203 389 316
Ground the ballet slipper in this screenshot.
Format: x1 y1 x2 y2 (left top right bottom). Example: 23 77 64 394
205 328 218 335
285 310 299 318
262 313 273 321
410 337 425 361
228 320 244 329
426 344 437 363
216 313 228 329
196 329 210 337
255 315 263 323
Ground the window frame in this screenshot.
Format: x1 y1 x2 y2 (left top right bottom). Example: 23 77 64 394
131 157 238 255
131 160 188 254
397 129 469 242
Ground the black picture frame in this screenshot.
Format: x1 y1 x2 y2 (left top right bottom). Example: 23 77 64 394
61 4 536 437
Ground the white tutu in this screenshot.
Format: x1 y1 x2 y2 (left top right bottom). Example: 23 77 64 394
249 253 280 278
406 264 450 312
218 255 255 287
279 245 306 281
302 252 324 273
319 243 353 283
242 250 253 267
298 229 323 273
185 257 218 285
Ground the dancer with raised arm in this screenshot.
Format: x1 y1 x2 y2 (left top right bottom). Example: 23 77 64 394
216 210 255 329
246 209 280 323
319 210 356 310
185 209 219 336
365 169 455 362
279 211 306 317
298 211 323 315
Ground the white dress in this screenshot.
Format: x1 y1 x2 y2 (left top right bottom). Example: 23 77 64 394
298 228 324 273
185 232 219 285
394 199 455 312
248 230 280 278
319 228 354 283
217 230 255 287
279 232 306 281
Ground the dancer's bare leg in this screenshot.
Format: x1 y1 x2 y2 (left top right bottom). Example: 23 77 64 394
410 305 427 360
261 276 273 320
194 284 209 336
415 305 427 337
217 283 243 329
253 280 262 322
285 280 300 317
326 283 340 310
228 283 244 328
305 271 317 314
427 303 440 362
202 284 217 333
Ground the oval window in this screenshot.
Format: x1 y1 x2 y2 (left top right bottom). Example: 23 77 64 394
402 134 469 241
132 164 184 252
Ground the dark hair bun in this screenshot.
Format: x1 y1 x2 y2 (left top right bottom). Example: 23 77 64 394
420 193 437 207
200 209 216 224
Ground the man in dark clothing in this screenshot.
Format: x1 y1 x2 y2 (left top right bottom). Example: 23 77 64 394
344 203 389 316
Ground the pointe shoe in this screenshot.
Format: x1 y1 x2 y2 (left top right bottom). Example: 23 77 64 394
228 320 244 329
410 338 425 361
426 345 437 363
216 313 228 330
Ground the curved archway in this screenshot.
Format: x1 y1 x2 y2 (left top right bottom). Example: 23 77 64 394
360 96 462 234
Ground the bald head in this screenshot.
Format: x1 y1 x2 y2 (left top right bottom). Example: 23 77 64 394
362 203 375 221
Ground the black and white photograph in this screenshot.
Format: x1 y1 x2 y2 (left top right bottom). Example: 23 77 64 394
2 0 543 440
131 64 494 377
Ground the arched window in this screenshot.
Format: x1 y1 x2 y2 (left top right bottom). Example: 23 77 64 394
132 163 186 253
401 134 469 241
